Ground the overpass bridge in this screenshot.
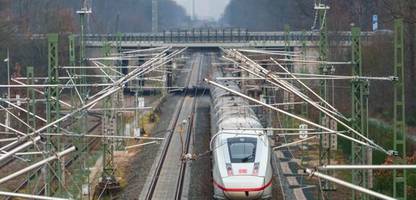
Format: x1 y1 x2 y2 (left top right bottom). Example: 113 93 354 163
83 28 389 48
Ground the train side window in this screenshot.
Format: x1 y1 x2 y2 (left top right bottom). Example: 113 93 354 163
227 137 257 163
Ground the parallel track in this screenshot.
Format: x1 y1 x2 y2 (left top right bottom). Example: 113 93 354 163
5 120 102 199
144 53 202 200
174 94 196 200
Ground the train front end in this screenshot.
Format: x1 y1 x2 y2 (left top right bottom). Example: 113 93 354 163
213 134 272 200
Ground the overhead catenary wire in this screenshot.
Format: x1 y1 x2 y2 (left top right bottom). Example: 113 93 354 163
0 191 70 200
223 49 389 154
269 57 348 120
319 165 416 170
204 78 376 150
224 50 349 121
43 133 164 140
11 79 73 108
304 168 395 200
273 136 318 150
223 50 341 117
0 47 187 164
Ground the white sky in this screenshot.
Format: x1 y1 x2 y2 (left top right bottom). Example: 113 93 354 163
173 0 231 20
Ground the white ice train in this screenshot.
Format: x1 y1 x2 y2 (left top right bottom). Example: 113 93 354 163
210 68 273 200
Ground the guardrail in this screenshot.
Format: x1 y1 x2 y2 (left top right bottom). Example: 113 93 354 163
19 29 392 47
83 29 391 44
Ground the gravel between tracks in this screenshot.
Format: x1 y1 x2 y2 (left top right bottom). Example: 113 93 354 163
121 51 192 199
120 95 180 200
187 96 213 199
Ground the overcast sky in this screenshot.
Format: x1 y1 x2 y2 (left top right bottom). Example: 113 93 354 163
173 0 230 20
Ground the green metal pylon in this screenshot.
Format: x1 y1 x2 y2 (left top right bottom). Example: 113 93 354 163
101 40 114 176
68 34 77 110
283 24 294 128
79 4 87 68
69 35 76 68
26 66 36 134
351 27 370 200
77 2 91 198
68 34 87 198
115 32 126 150
98 41 120 194
301 30 309 118
316 1 335 196
46 33 62 196
393 18 407 200
101 41 112 66
116 32 123 54
300 31 309 186
26 66 39 192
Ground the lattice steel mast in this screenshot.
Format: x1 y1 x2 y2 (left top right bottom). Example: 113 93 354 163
351 27 370 200
45 33 61 196
26 66 37 192
393 18 407 200
76 1 91 197
301 30 309 118
97 41 121 195
284 25 294 128
315 0 335 196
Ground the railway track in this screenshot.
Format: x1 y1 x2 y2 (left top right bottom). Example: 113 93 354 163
143 53 202 200
4 119 102 200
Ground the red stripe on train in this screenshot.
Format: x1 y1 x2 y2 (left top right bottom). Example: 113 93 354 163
213 179 272 192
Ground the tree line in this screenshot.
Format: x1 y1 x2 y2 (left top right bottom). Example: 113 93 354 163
222 0 416 123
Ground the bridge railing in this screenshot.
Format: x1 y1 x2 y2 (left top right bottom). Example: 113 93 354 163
83 29 392 44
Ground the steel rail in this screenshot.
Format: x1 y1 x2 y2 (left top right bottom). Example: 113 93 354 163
145 53 199 200
0 48 185 198
6 121 102 200
144 87 188 200
175 98 196 200
174 54 202 200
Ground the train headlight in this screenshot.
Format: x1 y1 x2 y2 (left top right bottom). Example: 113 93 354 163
253 162 260 175
226 163 233 176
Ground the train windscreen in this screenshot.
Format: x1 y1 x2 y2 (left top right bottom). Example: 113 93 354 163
227 137 257 163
